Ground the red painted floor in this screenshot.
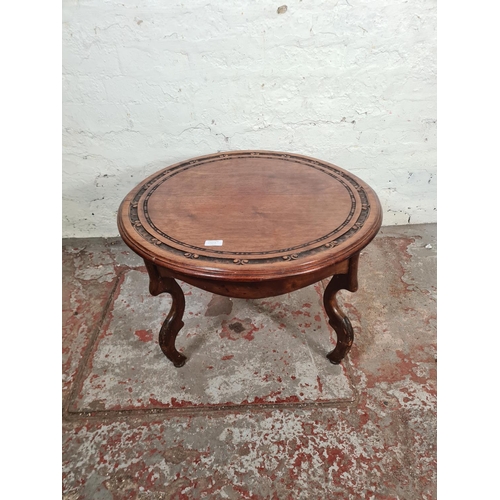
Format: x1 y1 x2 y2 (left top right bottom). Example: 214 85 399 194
62 224 437 499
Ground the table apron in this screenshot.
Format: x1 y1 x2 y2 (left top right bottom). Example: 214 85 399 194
151 256 357 299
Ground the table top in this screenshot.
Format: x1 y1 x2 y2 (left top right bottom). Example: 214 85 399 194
117 151 382 281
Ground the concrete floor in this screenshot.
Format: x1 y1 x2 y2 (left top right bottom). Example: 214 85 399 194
62 224 437 499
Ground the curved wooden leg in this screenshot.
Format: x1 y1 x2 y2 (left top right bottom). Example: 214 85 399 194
145 260 187 368
324 279 354 364
323 254 359 365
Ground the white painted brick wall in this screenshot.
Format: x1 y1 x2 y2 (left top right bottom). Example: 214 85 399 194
62 0 436 237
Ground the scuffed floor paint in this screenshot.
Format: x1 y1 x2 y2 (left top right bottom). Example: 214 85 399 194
63 403 435 500
62 224 437 499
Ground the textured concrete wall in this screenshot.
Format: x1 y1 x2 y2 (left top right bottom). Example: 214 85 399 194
62 0 436 238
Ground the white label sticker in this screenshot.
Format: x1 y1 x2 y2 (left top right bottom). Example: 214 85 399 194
204 240 223 246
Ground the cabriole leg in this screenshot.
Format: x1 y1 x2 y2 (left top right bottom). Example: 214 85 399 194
144 260 187 367
323 253 359 365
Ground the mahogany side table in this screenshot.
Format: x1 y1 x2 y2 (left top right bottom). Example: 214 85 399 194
117 151 382 367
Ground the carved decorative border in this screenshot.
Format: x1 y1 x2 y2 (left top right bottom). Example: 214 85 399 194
129 152 370 265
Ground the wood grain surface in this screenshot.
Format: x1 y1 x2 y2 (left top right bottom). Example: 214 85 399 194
117 151 382 282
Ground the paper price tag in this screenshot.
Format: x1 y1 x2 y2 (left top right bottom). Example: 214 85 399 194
204 240 223 246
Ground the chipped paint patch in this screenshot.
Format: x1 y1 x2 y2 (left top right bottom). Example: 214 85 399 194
219 317 258 341
134 329 153 342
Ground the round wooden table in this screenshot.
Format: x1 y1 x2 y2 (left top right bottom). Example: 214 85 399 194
118 151 382 367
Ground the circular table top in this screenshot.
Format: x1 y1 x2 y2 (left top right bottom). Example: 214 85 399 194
118 151 382 281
